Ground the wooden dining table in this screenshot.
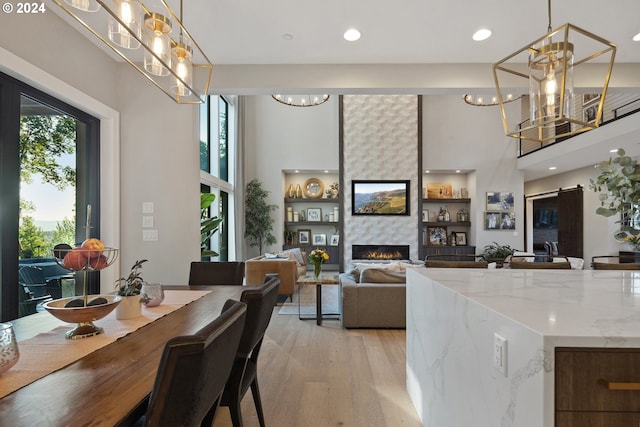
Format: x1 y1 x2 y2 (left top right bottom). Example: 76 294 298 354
0 285 243 426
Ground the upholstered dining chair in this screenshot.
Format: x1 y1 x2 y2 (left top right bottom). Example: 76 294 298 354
188 261 245 285
592 255 640 270
217 275 280 427
141 299 247 427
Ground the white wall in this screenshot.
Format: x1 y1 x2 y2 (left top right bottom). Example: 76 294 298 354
116 65 201 285
244 95 339 258
422 96 524 253
525 165 618 269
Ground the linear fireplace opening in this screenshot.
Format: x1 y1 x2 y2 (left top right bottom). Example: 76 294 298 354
352 245 410 261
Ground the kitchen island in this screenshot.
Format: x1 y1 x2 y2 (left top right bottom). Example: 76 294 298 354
406 267 640 426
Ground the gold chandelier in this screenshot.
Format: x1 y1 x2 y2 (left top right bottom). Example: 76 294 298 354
272 94 330 107
53 0 212 104
492 0 616 143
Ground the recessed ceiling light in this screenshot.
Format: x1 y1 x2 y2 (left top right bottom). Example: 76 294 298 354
472 28 492 41
344 28 361 42
455 170 461 173
425 170 430 174
324 170 329 173
610 149 619 153
633 32 640 42
549 166 557 170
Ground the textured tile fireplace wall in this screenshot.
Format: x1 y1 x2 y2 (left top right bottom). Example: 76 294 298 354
341 95 420 267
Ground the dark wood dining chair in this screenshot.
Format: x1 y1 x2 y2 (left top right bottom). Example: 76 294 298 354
425 254 488 268
509 255 571 269
188 261 246 285
141 299 247 427
217 275 280 427
592 255 640 270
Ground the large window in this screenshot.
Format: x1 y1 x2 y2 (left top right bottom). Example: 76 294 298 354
0 73 100 321
200 95 236 261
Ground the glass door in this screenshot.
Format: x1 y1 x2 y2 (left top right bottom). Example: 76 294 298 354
0 73 100 321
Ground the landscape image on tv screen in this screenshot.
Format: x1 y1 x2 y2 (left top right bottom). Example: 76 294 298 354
352 180 409 215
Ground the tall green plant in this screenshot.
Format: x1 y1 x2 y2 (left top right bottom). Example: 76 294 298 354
589 148 640 242
201 193 223 258
244 179 277 254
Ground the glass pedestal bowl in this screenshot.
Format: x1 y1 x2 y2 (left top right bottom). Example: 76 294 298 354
43 295 122 339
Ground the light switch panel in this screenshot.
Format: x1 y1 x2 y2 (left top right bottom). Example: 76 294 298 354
142 202 154 214
142 216 154 228
142 229 158 241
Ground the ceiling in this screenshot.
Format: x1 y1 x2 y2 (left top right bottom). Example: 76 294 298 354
172 0 640 65
49 0 640 181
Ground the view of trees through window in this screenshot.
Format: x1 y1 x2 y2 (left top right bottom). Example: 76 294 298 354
19 97 77 259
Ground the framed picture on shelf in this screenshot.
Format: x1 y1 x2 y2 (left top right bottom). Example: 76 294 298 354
330 234 340 246
297 229 311 245
426 183 452 199
427 226 448 246
485 212 501 230
306 208 322 222
312 233 327 245
486 192 515 211
422 210 429 222
455 232 467 246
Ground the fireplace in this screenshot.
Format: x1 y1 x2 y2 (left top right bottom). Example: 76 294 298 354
352 245 410 261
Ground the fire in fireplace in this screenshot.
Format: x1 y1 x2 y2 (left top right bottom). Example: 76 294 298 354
352 245 410 261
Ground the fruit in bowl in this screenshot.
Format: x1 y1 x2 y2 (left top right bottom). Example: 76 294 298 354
54 240 118 272
81 238 105 259
63 248 89 270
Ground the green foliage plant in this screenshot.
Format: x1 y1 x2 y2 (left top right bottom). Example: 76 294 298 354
589 149 640 244
480 241 517 265
244 179 278 254
201 193 223 258
114 259 148 296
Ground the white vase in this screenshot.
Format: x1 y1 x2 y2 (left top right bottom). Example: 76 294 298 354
115 295 142 320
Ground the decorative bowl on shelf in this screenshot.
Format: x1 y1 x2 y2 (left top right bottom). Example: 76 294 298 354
43 295 122 339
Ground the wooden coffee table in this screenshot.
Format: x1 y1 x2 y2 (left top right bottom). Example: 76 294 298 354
296 274 340 325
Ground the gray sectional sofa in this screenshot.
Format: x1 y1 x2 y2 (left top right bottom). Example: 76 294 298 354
340 262 422 328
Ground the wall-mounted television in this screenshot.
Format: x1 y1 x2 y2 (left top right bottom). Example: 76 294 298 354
352 180 410 216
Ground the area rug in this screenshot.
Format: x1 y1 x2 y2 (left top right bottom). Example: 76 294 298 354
277 285 339 315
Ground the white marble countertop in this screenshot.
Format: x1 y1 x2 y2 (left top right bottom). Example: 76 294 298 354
417 268 640 345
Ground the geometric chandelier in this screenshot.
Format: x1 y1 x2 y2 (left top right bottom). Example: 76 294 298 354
272 94 330 107
492 0 616 143
51 0 213 104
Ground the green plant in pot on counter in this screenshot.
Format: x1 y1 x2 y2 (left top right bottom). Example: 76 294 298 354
480 242 516 266
115 259 148 299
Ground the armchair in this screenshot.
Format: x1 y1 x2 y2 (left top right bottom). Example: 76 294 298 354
245 251 306 301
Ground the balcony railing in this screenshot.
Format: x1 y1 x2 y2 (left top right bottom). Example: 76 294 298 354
517 94 640 157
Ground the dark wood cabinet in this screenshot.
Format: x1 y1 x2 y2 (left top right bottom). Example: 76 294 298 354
556 347 640 425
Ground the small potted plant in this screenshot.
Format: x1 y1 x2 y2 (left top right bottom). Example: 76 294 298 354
480 242 516 267
114 259 148 319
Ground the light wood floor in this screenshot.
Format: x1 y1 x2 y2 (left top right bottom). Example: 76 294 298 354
212 286 422 427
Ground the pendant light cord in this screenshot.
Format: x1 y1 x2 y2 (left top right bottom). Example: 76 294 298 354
547 0 552 32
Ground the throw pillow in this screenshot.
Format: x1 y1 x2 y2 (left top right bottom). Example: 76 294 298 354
359 268 406 284
279 247 305 265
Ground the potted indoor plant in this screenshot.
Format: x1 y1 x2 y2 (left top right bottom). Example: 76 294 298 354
480 241 516 267
114 259 148 319
590 149 640 250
